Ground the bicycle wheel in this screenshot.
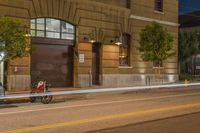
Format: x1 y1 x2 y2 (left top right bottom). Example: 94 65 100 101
41 91 53 104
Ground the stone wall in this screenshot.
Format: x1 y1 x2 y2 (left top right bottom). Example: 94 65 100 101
102 74 179 87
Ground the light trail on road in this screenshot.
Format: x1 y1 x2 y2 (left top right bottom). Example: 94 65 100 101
0 83 200 100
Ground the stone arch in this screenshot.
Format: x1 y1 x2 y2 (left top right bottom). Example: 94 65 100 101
0 0 130 43
27 0 77 26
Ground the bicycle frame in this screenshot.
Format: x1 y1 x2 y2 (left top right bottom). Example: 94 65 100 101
35 81 47 93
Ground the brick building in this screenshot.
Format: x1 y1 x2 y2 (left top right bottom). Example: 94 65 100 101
0 0 179 91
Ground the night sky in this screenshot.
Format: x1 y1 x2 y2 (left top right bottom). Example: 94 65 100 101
179 0 200 14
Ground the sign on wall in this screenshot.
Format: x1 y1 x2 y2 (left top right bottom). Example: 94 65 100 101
79 54 85 63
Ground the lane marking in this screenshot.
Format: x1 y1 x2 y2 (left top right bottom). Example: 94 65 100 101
1 92 200 115
2 102 200 133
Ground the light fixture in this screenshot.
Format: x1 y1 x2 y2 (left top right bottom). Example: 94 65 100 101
88 32 96 43
119 55 126 58
89 39 96 43
88 29 103 44
115 41 122 46
115 36 122 46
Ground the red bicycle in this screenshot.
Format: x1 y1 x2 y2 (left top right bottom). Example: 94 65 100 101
30 81 53 104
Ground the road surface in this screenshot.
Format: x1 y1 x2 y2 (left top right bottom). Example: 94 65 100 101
1 87 200 133
90 112 200 133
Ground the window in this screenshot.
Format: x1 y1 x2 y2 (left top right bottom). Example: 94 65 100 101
119 33 131 66
61 21 75 39
31 19 36 36
36 18 45 37
30 18 75 40
154 0 163 12
46 18 60 39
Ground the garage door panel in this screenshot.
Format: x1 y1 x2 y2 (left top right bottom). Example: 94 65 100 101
31 43 73 87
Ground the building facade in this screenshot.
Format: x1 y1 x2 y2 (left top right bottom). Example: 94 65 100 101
0 0 179 91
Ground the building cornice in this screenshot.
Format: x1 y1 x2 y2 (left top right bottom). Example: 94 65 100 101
130 15 179 27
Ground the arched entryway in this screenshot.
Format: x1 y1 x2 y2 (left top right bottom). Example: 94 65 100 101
30 18 75 87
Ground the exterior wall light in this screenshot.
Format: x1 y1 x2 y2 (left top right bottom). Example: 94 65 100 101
119 55 126 58
88 29 103 44
115 36 122 45
89 39 96 43
115 41 122 45
88 33 96 43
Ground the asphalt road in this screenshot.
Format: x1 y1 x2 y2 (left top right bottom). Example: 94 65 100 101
89 112 200 133
1 87 200 133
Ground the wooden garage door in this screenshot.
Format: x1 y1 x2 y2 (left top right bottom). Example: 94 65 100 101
31 38 73 87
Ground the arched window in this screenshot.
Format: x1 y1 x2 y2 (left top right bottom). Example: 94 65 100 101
30 18 75 40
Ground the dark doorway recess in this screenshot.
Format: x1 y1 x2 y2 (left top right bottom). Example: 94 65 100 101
31 37 74 87
92 42 100 85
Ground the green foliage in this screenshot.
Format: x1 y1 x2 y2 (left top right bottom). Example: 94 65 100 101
0 17 30 62
179 30 200 62
139 22 175 65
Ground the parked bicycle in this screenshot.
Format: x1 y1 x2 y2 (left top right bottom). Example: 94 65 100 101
30 81 53 104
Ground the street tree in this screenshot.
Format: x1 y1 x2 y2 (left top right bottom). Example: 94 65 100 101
179 31 200 62
0 17 30 62
0 17 31 94
139 22 175 67
179 30 200 74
